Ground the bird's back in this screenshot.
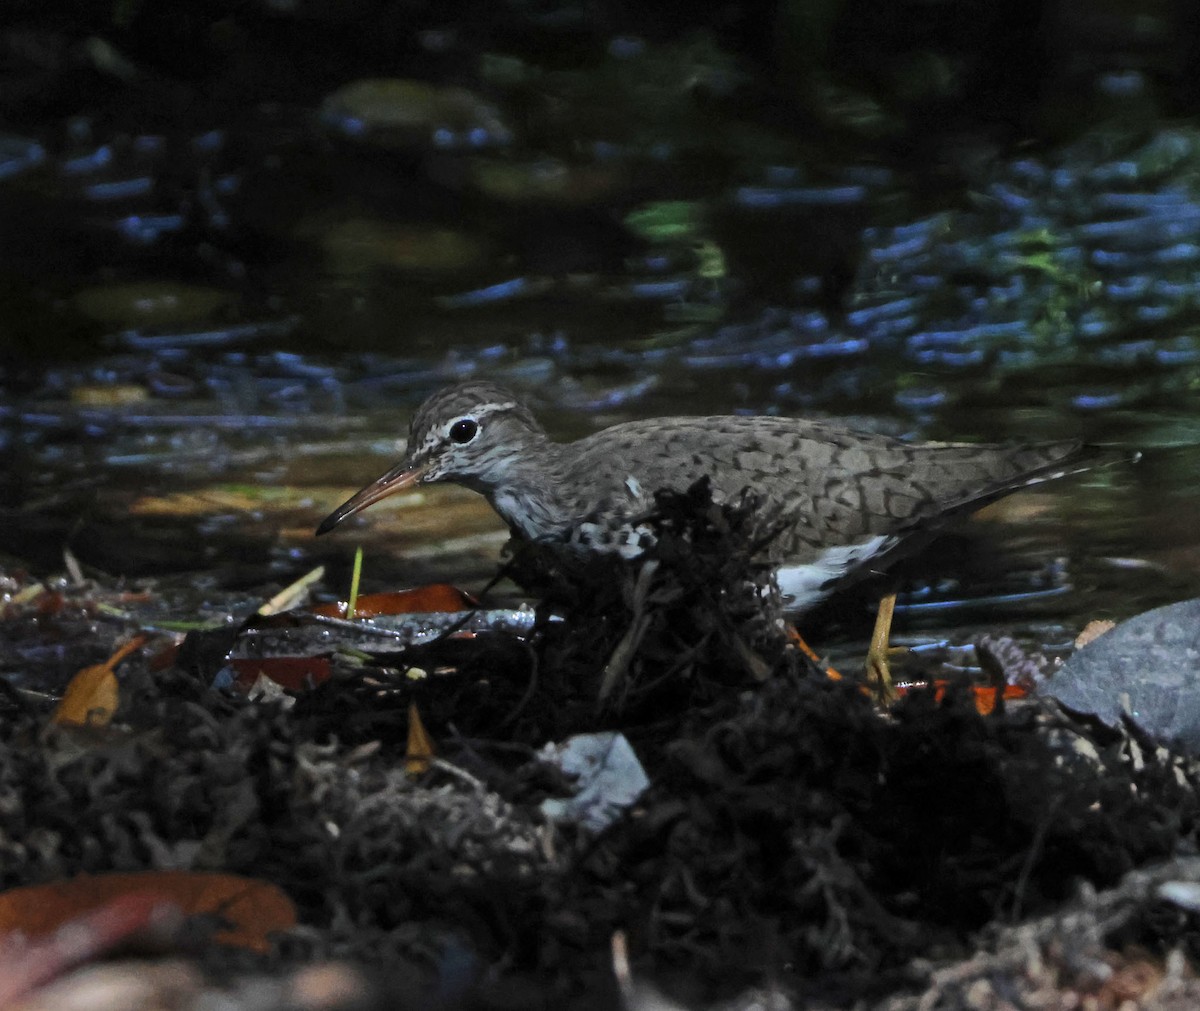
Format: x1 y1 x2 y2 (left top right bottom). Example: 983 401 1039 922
556 415 1084 564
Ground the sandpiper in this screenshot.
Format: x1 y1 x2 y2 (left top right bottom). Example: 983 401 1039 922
320 380 1096 596
318 381 1106 689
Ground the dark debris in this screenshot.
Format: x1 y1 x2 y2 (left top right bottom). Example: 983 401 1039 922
1 485 1199 1008
501 478 804 724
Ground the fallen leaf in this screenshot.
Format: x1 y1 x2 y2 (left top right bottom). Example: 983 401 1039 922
892 680 1028 715
406 702 435 775
311 584 477 618
968 683 1028 715
229 656 332 692
0 871 296 954
53 635 146 727
0 891 179 1006
1075 619 1117 649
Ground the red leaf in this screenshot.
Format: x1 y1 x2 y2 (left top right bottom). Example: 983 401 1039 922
0 871 296 955
312 584 477 618
230 656 331 691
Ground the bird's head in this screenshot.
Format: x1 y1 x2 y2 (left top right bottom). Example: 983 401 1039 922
316 381 546 535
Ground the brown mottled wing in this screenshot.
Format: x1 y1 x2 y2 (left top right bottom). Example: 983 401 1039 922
761 430 1087 563
569 416 1087 564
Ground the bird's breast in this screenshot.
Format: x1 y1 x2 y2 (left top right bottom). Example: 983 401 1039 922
490 488 570 542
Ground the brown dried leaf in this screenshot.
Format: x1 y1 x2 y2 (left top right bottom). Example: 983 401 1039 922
406 702 435 775
52 635 146 727
1075 619 1117 649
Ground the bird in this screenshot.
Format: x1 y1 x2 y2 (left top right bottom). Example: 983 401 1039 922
317 380 1100 604
317 380 1109 690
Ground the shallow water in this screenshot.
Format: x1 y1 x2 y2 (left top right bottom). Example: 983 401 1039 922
2 10 1199 668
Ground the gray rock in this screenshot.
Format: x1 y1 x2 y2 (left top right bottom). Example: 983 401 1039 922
1052 597 1200 751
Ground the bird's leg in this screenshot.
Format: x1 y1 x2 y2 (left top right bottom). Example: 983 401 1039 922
783 624 839 679
865 592 900 704
785 611 900 706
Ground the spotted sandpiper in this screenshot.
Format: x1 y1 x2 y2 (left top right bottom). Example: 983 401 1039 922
317 380 1105 686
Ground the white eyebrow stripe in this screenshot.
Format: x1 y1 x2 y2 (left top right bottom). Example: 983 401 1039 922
469 401 517 417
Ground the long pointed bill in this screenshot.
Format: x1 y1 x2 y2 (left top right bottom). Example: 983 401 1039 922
315 459 429 535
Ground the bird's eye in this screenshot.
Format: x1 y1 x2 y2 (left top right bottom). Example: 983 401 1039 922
449 418 479 444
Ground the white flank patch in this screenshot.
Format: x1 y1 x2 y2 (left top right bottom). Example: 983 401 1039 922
777 534 894 613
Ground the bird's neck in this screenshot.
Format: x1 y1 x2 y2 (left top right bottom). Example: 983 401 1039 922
480 439 576 543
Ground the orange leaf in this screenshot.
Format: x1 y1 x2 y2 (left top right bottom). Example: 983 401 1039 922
406 702 435 775
970 683 1028 715
229 656 332 692
783 623 842 681
786 623 1028 715
311 584 477 618
52 635 146 727
893 680 1029 714
0 891 174 1005
0 871 296 953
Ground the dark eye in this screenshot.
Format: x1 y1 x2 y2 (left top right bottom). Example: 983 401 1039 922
449 418 479 444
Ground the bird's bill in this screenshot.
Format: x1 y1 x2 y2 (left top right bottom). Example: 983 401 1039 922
315 459 428 535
